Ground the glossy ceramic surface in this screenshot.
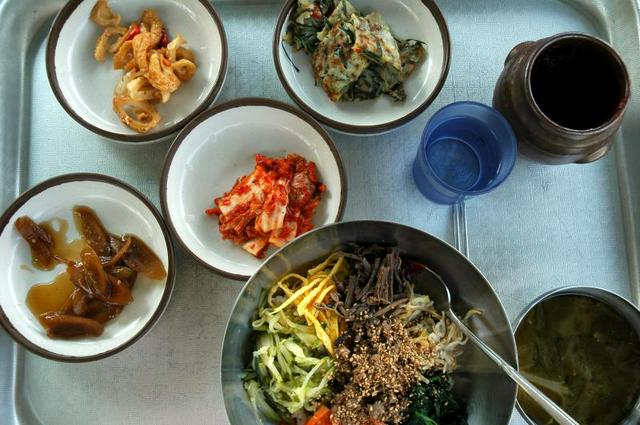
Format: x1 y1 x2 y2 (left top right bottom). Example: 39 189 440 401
161 98 346 280
0 174 175 361
274 0 450 134
493 33 630 164
47 0 227 143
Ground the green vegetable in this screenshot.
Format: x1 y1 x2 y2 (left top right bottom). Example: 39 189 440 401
244 288 336 422
244 377 283 423
285 0 335 54
405 411 439 425
398 39 427 79
342 64 406 101
404 373 468 425
284 0 427 102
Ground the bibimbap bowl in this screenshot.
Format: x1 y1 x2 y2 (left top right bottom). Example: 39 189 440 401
221 221 517 424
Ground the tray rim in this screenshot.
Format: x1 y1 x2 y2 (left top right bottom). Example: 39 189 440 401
1 0 639 424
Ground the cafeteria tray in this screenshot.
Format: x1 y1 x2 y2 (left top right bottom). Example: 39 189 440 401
1 0 639 423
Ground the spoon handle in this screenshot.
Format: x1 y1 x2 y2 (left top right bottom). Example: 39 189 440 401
452 200 469 258
446 311 580 425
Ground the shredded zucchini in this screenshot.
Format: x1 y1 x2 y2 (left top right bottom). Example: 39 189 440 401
244 253 347 420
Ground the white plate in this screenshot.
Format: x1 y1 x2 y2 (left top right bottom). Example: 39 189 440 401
0 174 175 361
161 98 347 280
46 0 227 143
274 0 450 134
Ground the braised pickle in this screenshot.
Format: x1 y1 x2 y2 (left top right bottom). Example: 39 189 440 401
73 205 111 257
17 205 166 339
15 216 56 270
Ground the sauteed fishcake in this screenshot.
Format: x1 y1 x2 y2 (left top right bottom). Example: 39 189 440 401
90 0 198 133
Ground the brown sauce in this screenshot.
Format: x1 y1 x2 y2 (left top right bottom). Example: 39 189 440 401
26 272 75 317
25 218 89 321
41 218 88 262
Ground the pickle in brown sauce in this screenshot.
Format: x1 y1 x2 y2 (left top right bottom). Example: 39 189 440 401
19 206 166 340
122 234 167 280
73 205 111 257
27 272 75 317
108 265 135 281
80 248 110 297
59 288 91 317
41 218 88 262
15 216 56 270
105 275 133 305
85 299 123 324
39 312 104 338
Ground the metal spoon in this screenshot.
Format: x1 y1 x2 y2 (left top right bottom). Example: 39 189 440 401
404 260 580 425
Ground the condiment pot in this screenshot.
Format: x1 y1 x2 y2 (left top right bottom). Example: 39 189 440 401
493 33 630 164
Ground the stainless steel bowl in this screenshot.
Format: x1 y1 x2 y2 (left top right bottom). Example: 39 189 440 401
220 220 517 424
513 286 640 425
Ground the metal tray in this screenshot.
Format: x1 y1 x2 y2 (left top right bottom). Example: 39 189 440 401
1 0 639 423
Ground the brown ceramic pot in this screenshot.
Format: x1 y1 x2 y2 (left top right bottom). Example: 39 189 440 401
493 33 630 164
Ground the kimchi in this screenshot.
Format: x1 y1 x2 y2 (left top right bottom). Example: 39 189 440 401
206 154 326 258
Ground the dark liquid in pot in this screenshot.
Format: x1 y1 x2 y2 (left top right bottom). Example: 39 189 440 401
516 295 640 425
531 39 625 130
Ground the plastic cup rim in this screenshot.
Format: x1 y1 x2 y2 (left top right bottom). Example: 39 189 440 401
418 101 518 197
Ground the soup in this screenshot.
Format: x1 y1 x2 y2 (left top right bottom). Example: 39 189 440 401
515 295 640 425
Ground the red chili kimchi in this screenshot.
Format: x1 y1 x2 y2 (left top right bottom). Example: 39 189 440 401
205 154 326 258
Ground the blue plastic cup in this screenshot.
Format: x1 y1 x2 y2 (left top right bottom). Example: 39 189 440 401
413 101 517 204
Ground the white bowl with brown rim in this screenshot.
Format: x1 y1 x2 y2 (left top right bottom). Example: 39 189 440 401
273 0 451 135
0 173 175 362
46 0 227 143
161 97 347 280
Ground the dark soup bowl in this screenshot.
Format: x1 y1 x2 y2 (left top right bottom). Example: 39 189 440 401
514 286 640 425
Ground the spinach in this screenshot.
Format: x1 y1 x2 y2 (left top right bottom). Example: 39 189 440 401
342 67 384 101
398 39 427 79
286 21 326 54
285 0 336 54
403 373 468 425
361 50 384 65
346 39 426 102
